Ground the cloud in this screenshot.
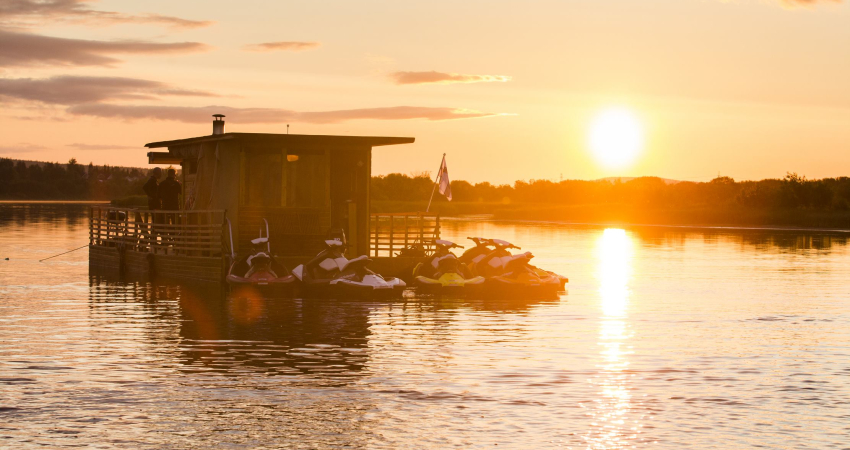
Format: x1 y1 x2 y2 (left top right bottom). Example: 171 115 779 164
0 0 213 29
66 143 140 150
243 41 320 52
0 30 209 68
0 76 214 105
390 71 512 85
0 143 47 154
779 0 842 6
66 104 502 124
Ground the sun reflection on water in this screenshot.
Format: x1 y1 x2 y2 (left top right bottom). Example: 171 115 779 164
585 228 643 449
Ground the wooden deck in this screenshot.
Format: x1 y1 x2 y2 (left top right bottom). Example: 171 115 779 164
89 207 226 256
89 206 227 281
89 206 439 283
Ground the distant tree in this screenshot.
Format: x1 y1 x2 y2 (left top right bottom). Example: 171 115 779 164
449 180 474 201
710 176 735 185
15 161 27 181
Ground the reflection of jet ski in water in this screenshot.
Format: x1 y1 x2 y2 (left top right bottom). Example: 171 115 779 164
226 219 296 292
292 233 406 298
464 238 566 296
461 237 568 289
412 240 485 294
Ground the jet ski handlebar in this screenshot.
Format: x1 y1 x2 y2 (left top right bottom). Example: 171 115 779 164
467 237 491 246
467 237 520 249
434 239 463 249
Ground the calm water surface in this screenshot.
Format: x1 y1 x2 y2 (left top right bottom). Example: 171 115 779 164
1 204 849 449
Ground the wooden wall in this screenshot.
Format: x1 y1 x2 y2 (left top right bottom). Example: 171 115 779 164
89 246 223 282
237 206 331 256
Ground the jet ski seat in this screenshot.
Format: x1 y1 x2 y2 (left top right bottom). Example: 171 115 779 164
431 254 455 268
316 255 371 273
487 252 534 269
247 251 269 264
339 255 370 272
244 252 277 279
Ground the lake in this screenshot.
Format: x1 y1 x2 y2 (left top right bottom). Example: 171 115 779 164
1 203 848 449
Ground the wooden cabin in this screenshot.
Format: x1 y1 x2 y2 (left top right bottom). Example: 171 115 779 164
89 115 441 282
145 116 413 257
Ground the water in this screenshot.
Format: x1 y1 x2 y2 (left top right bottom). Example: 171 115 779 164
1 203 849 449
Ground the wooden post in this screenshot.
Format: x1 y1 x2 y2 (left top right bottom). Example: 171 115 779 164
373 215 380 257
403 215 409 255
89 207 93 246
348 201 358 257
123 208 129 246
96 208 102 246
370 214 375 257
389 215 394 257
144 212 150 253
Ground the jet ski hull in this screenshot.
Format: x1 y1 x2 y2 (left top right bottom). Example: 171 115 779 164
531 267 568 289
226 273 297 296
413 273 486 296
334 279 406 299
481 272 562 298
227 254 297 295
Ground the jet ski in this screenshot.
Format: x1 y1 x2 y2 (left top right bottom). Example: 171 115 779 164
467 238 563 296
292 234 406 298
459 237 496 265
412 239 485 295
461 237 568 289
226 219 296 293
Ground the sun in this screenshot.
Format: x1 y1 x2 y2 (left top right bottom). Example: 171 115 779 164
588 107 644 169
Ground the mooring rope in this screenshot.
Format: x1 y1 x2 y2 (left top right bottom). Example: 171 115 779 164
39 244 89 262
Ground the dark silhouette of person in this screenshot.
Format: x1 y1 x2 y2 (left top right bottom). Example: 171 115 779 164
143 167 162 210
159 168 182 210
158 168 182 233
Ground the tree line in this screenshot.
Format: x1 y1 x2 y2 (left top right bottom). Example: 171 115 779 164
0 158 148 200
3 157 849 213
372 172 850 211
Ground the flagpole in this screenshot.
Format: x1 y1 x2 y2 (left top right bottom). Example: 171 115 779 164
425 153 445 213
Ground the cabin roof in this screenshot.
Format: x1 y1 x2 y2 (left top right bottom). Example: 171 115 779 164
145 132 415 149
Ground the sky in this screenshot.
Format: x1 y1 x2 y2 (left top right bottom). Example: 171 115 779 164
0 0 848 184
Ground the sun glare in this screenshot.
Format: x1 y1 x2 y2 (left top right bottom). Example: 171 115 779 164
588 108 644 170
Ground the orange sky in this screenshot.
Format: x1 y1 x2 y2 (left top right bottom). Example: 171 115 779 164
0 0 848 183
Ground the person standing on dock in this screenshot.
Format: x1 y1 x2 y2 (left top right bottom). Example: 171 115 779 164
159 168 181 211
143 167 162 211
158 168 182 235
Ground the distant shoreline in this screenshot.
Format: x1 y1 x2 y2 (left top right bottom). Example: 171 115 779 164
2 199 848 233
0 200 111 204
372 201 850 232
439 215 850 234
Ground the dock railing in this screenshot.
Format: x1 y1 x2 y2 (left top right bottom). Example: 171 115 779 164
370 212 440 257
90 206 226 257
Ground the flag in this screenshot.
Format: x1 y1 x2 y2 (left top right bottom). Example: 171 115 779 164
437 154 452 201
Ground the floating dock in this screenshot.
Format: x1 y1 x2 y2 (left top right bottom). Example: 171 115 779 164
89 115 440 283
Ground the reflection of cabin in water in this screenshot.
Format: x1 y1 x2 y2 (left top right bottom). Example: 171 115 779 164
89 116 441 282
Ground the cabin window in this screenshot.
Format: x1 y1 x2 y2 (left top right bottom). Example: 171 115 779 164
241 149 328 208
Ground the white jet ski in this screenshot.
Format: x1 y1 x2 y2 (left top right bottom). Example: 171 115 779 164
292 238 406 298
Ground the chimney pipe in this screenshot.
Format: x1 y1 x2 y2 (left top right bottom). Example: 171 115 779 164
212 114 225 135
